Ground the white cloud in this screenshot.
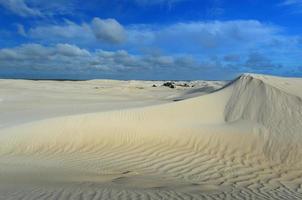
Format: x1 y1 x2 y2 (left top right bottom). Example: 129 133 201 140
28 19 281 53
29 18 127 45
0 42 291 79
91 18 127 44
0 49 20 60
29 20 92 42
4 18 299 78
0 43 200 74
55 44 90 57
0 43 91 61
0 0 41 17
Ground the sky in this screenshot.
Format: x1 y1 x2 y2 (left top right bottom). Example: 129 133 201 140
0 0 301 80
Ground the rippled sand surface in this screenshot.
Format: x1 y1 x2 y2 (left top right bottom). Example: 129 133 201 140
0 74 302 200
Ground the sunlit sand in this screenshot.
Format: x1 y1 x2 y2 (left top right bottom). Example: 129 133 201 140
0 74 301 199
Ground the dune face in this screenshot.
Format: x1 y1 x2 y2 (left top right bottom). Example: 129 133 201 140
0 74 302 200
225 74 302 164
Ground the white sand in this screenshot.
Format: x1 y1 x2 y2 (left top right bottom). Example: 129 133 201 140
0 74 301 199
0 79 224 128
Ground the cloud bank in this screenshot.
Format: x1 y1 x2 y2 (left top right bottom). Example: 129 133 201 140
0 43 205 79
0 0 301 79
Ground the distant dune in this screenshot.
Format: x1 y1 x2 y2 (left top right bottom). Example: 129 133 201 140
0 74 301 200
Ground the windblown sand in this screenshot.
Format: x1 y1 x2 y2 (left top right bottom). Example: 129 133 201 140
0 74 302 200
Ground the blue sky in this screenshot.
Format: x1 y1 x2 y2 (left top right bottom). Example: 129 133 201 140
0 0 301 80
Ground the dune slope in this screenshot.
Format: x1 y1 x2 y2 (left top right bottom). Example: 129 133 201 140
0 74 302 200
225 74 302 164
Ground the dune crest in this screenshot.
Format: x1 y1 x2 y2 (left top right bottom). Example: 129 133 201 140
0 74 302 199
225 74 302 164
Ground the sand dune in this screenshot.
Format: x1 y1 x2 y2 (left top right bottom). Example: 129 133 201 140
0 74 302 199
0 79 224 128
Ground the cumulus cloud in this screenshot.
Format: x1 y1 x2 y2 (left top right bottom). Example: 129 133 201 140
0 44 53 61
55 44 90 57
28 19 282 53
0 0 41 17
0 42 290 79
16 18 299 77
29 20 92 42
92 50 198 72
0 43 92 60
0 43 203 77
91 18 127 44
2 17 300 78
29 18 126 45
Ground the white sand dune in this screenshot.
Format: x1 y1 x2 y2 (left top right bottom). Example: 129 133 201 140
0 79 224 128
0 74 302 199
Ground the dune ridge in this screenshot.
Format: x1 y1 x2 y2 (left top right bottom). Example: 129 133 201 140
225 74 302 164
0 74 302 199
